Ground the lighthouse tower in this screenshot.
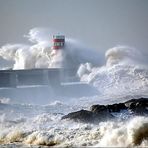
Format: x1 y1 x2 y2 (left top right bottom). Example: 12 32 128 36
52 35 65 50
50 35 66 68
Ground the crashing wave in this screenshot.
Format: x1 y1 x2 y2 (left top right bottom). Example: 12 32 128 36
0 28 100 69
78 46 148 96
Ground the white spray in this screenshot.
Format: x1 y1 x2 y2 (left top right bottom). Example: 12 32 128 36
78 46 148 97
0 28 100 70
105 45 144 66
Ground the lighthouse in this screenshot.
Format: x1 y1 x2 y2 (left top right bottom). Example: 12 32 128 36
52 35 65 50
50 35 66 68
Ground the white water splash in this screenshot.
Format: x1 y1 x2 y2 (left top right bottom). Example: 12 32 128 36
0 28 100 70
78 46 148 97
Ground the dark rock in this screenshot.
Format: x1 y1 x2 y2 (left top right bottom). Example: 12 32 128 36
90 104 114 118
62 108 114 123
124 99 137 108
61 109 94 123
107 103 127 112
124 98 148 107
124 98 148 115
91 103 127 113
93 110 114 121
62 98 148 123
90 105 107 113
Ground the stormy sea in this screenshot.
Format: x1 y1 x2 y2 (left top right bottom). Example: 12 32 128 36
0 28 148 147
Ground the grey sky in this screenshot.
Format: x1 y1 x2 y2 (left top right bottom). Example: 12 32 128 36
0 0 148 63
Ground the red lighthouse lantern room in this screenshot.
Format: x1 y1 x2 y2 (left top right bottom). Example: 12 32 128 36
52 35 65 50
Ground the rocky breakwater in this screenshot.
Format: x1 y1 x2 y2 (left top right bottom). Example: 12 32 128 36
62 98 148 123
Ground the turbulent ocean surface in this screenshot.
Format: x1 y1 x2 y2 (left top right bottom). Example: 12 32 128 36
0 28 148 147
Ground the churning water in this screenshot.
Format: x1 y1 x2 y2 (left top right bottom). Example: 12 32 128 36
0 28 148 147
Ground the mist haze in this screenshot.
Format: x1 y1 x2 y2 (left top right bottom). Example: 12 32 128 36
0 0 148 147
0 0 148 66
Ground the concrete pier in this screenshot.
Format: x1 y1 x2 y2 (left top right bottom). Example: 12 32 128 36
0 68 78 88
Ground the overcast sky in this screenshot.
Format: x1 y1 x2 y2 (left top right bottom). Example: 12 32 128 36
0 0 148 59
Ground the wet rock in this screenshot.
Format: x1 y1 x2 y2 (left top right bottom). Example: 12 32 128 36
124 98 148 115
107 103 127 112
90 104 114 118
61 109 94 123
93 110 114 121
91 103 127 113
90 105 107 113
62 98 148 123
62 108 114 123
124 99 137 108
